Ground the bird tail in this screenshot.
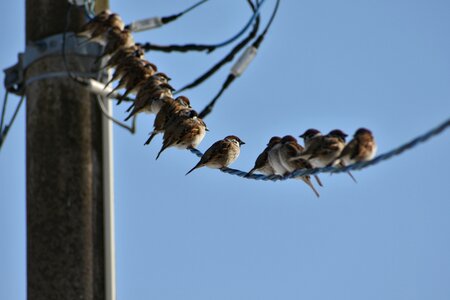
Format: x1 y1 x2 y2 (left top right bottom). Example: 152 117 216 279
185 163 202 176
244 168 256 178
346 171 357 183
144 132 157 146
301 177 320 198
314 175 323 187
155 144 168 160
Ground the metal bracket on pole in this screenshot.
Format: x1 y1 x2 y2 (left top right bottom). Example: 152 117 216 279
3 32 103 96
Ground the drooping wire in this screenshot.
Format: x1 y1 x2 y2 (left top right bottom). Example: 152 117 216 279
188 118 450 181
174 0 261 95
0 94 25 150
0 91 8 134
198 0 280 119
139 0 267 53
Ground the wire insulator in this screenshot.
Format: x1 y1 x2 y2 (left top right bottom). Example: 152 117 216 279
231 46 257 77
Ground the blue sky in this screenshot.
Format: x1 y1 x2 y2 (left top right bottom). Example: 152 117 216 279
1 1 450 299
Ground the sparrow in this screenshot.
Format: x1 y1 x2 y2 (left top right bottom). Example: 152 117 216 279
245 136 281 177
78 13 124 45
143 96 192 145
277 135 321 197
105 57 156 88
186 135 245 175
332 128 377 167
95 28 134 64
299 128 322 150
124 74 173 120
156 110 208 160
77 10 111 39
296 129 348 168
107 62 157 103
102 44 144 70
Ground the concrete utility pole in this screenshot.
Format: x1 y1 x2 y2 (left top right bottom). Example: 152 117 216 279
25 1 110 299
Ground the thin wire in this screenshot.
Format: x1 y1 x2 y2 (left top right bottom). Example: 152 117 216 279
0 95 25 150
0 91 9 134
197 0 280 119
188 118 450 181
96 95 135 133
160 0 209 24
140 0 266 53
174 0 260 94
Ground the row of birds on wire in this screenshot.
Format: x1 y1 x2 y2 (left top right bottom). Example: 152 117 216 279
77 10 377 197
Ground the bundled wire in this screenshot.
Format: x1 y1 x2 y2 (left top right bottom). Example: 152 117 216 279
198 0 280 119
126 0 209 33
139 0 267 53
174 0 261 95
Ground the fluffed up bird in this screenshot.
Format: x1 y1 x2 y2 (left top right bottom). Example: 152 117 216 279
102 44 145 70
156 110 208 160
143 96 192 146
299 128 322 150
78 12 124 45
272 135 321 197
331 128 377 167
124 74 174 120
95 28 134 64
295 129 348 168
246 136 281 177
186 135 245 175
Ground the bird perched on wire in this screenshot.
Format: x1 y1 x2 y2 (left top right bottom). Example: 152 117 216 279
276 135 321 197
156 110 208 160
78 12 124 45
95 27 134 64
101 44 144 70
143 96 192 146
106 61 158 104
299 128 322 150
295 129 348 168
331 128 377 168
186 135 245 175
105 57 157 89
246 136 281 177
124 74 174 120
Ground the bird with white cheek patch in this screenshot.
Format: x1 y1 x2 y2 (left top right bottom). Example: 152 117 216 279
156 110 207 160
331 128 377 167
246 136 281 177
186 135 245 175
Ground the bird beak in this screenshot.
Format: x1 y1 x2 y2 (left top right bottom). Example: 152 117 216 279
240 141 246 145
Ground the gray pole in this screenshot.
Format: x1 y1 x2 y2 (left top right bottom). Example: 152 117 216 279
25 1 109 299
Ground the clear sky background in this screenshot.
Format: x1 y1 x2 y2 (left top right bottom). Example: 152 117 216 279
1 1 450 299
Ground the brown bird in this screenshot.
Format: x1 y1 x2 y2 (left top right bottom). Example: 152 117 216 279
186 135 245 175
95 28 134 64
105 57 156 89
277 136 321 198
78 13 124 45
156 110 208 160
332 128 377 167
246 136 281 177
124 74 173 120
77 10 111 38
296 129 347 168
143 96 192 145
102 44 145 70
299 128 322 150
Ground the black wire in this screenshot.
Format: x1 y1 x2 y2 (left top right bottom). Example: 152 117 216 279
160 0 209 24
198 0 280 119
0 91 8 134
174 0 260 95
140 0 261 54
0 94 25 150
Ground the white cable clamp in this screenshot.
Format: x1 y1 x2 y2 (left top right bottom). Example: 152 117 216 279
231 46 258 77
87 79 118 98
128 17 163 32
